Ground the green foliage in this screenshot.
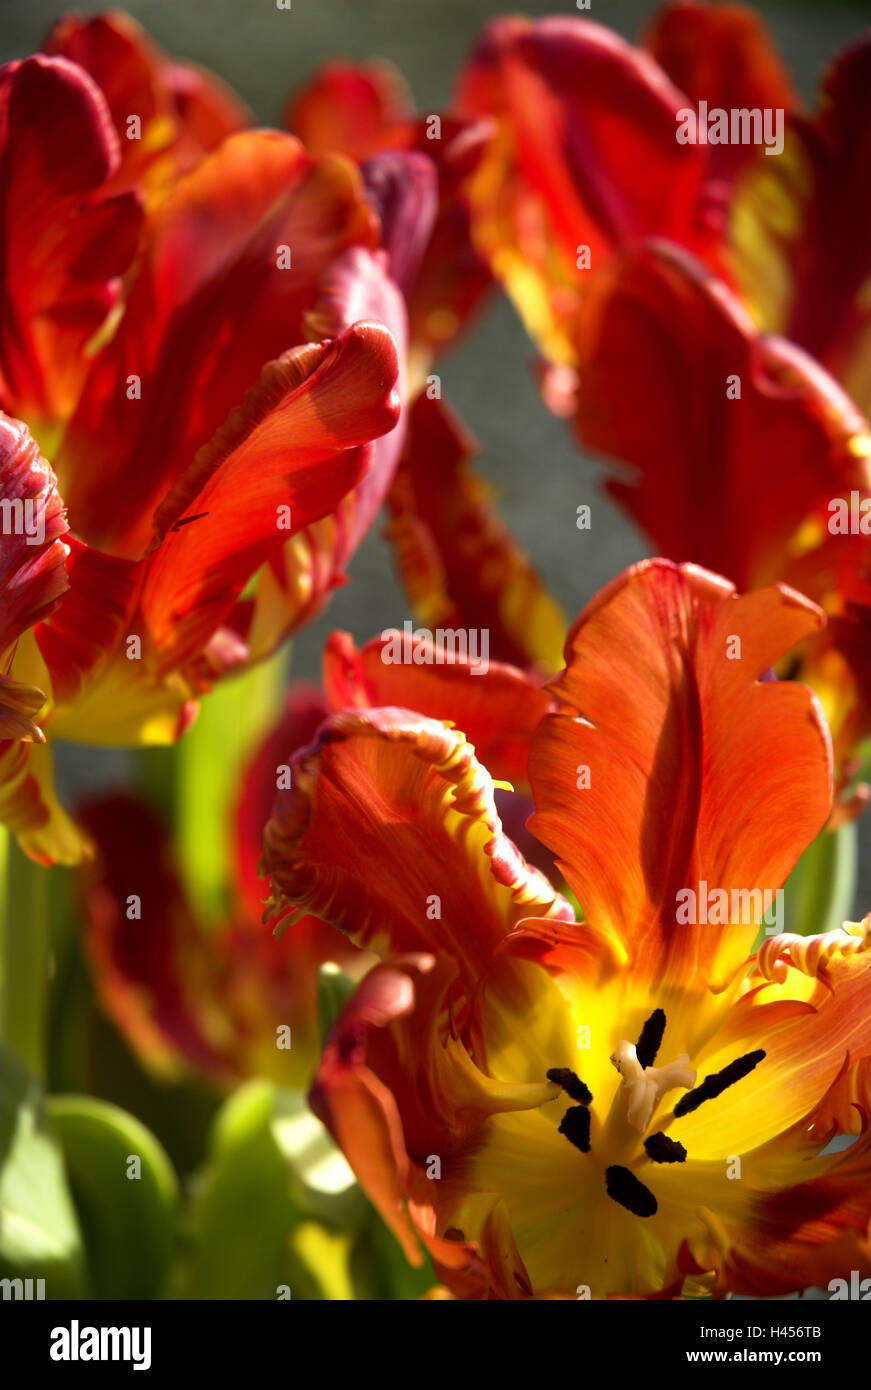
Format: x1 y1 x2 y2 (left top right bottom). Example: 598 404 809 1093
781 819 858 940
0 1046 86 1297
47 1095 179 1299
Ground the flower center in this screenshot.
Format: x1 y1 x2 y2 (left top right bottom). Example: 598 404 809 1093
546 1010 766 1218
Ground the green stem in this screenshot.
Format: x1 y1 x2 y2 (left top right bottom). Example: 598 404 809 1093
0 828 50 1080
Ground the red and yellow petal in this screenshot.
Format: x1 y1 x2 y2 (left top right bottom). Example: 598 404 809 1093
0 56 142 428
57 131 380 556
528 560 833 990
571 242 871 599
262 705 572 980
139 320 399 673
455 15 711 364
43 10 250 200
728 35 871 411
642 0 797 184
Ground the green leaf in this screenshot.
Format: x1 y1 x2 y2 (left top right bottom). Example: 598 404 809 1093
47 1095 179 1299
177 1081 300 1299
781 820 858 940
179 1082 365 1299
167 648 287 927
0 1046 86 1296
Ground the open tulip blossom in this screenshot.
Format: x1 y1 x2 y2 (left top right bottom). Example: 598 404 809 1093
0 0 868 1327
263 561 870 1299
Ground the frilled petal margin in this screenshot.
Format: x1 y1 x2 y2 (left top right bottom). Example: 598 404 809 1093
262 706 572 980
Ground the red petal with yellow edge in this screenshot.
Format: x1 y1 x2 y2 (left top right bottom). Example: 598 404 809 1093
0 414 68 659
572 243 871 599
729 36 871 411
528 560 832 989
385 394 567 676
79 793 358 1087
322 630 552 787
454 15 710 364
0 56 142 425
642 0 797 184
0 739 92 865
139 322 399 674
58 131 379 556
43 11 250 195
262 705 572 979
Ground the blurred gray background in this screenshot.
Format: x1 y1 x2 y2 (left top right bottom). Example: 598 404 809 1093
2 0 868 907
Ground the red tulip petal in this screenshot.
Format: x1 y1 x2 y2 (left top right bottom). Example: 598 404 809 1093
283 59 414 161
322 630 552 787
262 706 572 981
43 11 250 194
0 56 142 425
58 131 380 555
35 538 138 708
642 0 797 183
385 394 566 676
138 320 399 673
572 242 871 599
455 15 710 363
528 560 832 989
245 239 409 648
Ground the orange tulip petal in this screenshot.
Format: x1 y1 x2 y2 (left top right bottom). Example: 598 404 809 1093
322 630 552 786
528 560 832 988
0 55 142 424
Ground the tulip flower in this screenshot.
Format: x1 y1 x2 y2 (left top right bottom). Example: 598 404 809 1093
42 9 251 203
76 619 551 1084
262 560 870 1299
0 52 405 864
452 10 871 809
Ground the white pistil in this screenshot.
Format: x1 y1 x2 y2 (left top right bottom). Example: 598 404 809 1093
609 1041 697 1133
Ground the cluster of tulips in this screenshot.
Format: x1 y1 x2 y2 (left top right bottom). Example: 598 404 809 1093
0 3 869 1300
